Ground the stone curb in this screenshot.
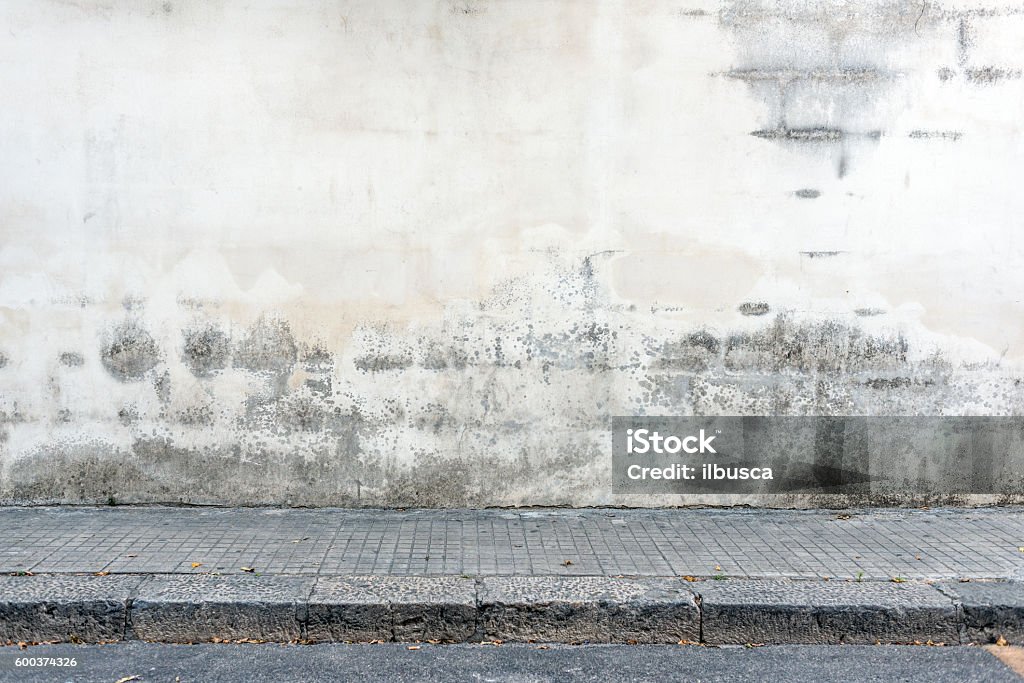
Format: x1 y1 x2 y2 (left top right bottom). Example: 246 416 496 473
0 575 1021 645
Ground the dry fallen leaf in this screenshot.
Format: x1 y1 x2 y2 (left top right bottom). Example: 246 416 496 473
407 645 421 650
996 636 1009 647
240 567 255 573
836 514 852 520
562 560 573 566
191 562 202 569
536 645 550 650
115 677 140 683
714 565 722 571
682 575 700 582
94 571 109 576
891 577 906 583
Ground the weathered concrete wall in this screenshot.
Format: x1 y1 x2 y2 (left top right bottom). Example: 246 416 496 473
1 0 1023 507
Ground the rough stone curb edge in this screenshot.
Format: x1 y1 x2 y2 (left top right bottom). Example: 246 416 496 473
0 575 1020 646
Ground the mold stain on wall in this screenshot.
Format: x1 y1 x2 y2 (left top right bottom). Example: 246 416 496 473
0 253 1021 509
0 0 1022 508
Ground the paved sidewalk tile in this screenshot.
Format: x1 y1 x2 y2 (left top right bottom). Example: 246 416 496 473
0 507 1022 581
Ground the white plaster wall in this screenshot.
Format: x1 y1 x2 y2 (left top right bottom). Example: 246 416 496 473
0 0 1022 506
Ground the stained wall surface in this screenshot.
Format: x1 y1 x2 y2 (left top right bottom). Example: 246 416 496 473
1 0 1023 506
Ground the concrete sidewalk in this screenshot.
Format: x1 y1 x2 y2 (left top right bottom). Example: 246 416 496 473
1 507 1023 646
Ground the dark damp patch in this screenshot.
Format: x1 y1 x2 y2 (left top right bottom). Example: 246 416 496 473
420 343 469 371
354 353 414 373
233 316 298 376
59 352 85 368
794 189 821 199
278 394 328 432
738 302 771 316
964 67 1022 85
118 405 139 426
864 377 934 390
724 315 909 374
177 405 214 426
305 377 332 395
122 294 146 312
182 323 231 377
908 130 962 141
154 371 171 405
301 343 334 370
0 352 7 369
656 331 722 372
100 320 162 381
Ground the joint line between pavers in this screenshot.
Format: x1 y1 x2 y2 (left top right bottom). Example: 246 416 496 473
473 577 485 642
932 582 967 645
123 575 150 642
300 577 316 642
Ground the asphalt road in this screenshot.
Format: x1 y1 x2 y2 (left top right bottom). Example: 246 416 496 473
0 643 1020 683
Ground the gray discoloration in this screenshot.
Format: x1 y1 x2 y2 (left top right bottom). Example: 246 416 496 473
176 404 214 426
99 320 162 381
301 343 333 369
738 302 771 316
0 352 7 369
724 67 887 84
234 316 298 378
794 189 820 198
117 405 139 426
59 351 85 367
752 128 851 142
800 251 842 258
909 130 962 141
354 353 414 373
719 1 939 176
964 67 1023 85
154 371 171 405
723 315 907 374
656 331 721 371
122 294 145 312
854 307 886 317
182 323 231 377
2 252 1024 507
